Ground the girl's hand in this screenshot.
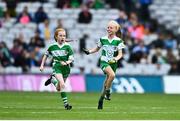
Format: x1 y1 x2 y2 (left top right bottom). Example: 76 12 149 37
108 58 117 64
83 48 90 55
40 65 44 72
60 61 67 66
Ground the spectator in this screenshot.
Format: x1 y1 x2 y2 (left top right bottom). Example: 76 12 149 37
71 0 82 8
79 34 88 53
168 61 179 75
0 41 12 67
105 0 122 9
16 6 33 24
0 11 12 28
38 19 55 41
116 10 128 25
92 0 105 9
10 39 23 60
57 0 71 9
138 0 152 22
56 19 63 29
129 41 148 63
28 47 41 67
143 24 158 46
123 0 137 15
10 38 30 72
164 33 177 50
127 12 145 42
18 33 28 50
16 49 30 72
132 41 148 54
78 5 92 24
34 6 48 24
10 34 28 59
2 11 12 23
151 48 166 64
150 33 165 49
83 0 94 8
116 10 128 37
4 0 18 17
29 31 45 51
166 48 177 64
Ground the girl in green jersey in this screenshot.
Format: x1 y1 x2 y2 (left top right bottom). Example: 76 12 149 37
40 28 74 110
83 20 125 109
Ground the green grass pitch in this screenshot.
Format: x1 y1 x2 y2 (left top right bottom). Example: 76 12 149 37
0 91 180 119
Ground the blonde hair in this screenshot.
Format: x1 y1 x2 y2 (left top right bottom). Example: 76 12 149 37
108 20 122 38
108 20 120 32
54 28 66 41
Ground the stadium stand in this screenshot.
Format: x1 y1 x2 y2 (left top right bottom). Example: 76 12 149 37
149 0 180 35
0 0 179 75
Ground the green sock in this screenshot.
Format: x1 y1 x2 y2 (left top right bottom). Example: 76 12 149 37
106 89 110 94
61 92 68 106
99 95 104 101
51 77 58 87
99 86 106 101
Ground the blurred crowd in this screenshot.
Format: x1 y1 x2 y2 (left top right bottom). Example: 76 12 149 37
0 0 180 75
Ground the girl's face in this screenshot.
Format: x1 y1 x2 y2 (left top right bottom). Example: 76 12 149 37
57 31 66 44
107 23 117 35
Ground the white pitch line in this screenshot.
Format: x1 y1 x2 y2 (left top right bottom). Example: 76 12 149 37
1 111 119 114
0 105 176 110
0 106 112 109
2 111 180 114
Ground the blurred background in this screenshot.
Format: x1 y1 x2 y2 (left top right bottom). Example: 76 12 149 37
0 0 180 94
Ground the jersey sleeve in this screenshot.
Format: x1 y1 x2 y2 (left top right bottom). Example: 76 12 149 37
117 40 126 50
44 46 51 57
97 38 102 47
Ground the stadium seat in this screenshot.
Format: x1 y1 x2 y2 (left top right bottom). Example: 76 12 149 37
4 66 22 73
62 9 74 15
149 0 180 36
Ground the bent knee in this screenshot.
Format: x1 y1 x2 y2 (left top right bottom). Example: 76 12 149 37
56 85 65 92
56 87 60 91
108 73 115 80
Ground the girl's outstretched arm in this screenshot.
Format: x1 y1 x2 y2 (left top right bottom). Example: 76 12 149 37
83 47 100 55
40 55 48 72
89 47 101 54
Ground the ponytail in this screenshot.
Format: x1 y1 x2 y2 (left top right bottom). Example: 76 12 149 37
116 27 122 38
116 24 122 38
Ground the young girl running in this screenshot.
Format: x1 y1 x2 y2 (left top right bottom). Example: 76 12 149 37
40 28 74 110
83 20 125 109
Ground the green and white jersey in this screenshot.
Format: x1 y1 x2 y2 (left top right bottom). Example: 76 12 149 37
45 42 74 65
97 36 125 62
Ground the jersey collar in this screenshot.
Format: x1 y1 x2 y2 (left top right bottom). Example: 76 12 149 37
105 35 118 43
56 42 66 48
